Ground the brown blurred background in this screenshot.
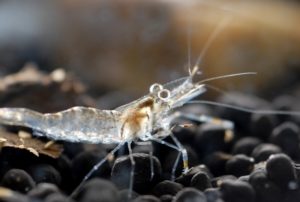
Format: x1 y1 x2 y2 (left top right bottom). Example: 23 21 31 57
0 0 300 103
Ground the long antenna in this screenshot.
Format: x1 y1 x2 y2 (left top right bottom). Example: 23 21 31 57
194 16 232 68
187 100 300 116
187 26 192 75
198 72 257 84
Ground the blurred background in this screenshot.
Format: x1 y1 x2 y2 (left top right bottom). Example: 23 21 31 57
0 0 300 110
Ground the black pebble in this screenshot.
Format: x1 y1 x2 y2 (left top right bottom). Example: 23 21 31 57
28 183 60 199
195 124 233 159
54 155 73 193
77 178 119 202
272 95 294 123
232 137 262 156
79 178 118 192
220 180 255 202
173 188 207 202
204 152 232 177
133 143 152 154
238 175 250 182
133 195 160 202
225 154 254 177
283 189 300 202
204 188 222 202
62 142 85 159
79 189 119 202
266 153 297 190
152 180 183 197
175 165 212 186
0 145 39 171
171 123 197 145
269 122 300 159
160 194 173 202
249 170 283 202
27 164 61 186
190 171 212 191
118 189 139 202
0 187 29 202
111 153 161 194
211 175 237 188
251 143 281 162
216 92 268 133
71 150 110 185
45 193 74 202
250 113 277 140
1 168 35 193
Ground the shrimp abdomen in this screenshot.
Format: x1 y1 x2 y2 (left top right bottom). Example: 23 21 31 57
43 107 122 143
0 107 122 144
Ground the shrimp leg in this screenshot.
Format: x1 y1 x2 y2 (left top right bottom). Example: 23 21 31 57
135 141 154 180
150 137 188 181
175 112 234 138
127 141 135 199
70 142 125 198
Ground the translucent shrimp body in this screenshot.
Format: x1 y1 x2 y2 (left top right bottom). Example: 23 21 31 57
0 107 122 143
0 66 205 144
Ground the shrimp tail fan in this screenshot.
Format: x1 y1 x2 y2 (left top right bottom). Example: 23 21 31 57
0 108 44 130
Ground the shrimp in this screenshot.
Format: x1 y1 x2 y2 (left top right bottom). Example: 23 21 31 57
0 68 256 147
0 16 297 199
0 66 209 145
0 18 257 198
0 64 256 197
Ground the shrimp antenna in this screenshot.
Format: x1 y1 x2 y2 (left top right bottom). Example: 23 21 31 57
187 26 192 75
187 100 300 116
194 16 232 70
204 83 232 95
188 16 232 78
198 72 257 84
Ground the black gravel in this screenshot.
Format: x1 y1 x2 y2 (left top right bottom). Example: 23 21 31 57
28 183 60 200
225 154 254 177
173 188 207 202
190 171 212 191
204 188 222 202
269 122 300 159
111 153 161 193
133 195 160 202
251 143 282 163
220 179 255 202
152 180 183 197
249 169 283 202
232 137 262 156
266 153 297 190
76 178 119 202
27 164 62 186
1 169 35 194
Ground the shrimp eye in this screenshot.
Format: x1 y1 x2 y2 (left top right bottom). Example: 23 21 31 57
150 83 163 93
158 89 170 101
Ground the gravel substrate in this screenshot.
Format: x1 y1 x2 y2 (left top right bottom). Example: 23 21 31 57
0 92 300 202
